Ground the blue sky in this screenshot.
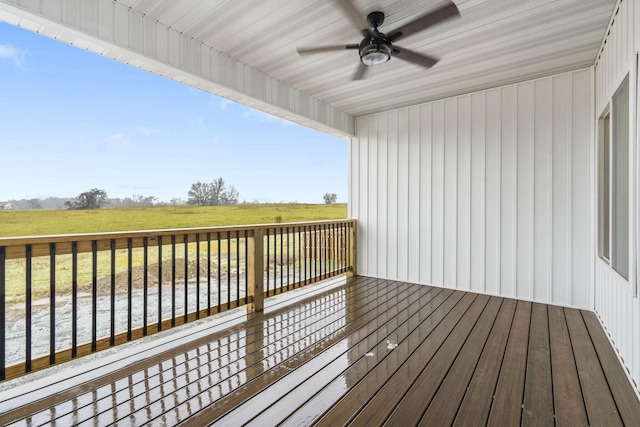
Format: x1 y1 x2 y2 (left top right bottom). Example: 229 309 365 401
0 22 348 204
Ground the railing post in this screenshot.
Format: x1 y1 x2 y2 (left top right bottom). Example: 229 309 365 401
347 221 357 277
248 229 264 313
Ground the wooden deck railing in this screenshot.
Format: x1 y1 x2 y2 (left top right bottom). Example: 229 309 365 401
0 219 356 381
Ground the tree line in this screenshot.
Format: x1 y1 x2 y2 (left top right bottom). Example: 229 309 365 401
4 182 339 210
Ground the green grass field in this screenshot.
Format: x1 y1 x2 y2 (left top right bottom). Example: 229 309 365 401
0 203 347 237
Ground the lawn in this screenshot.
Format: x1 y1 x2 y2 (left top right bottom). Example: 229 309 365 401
0 203 347 237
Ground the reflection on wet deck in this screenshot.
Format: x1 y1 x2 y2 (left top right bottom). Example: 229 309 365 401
1 276 639 426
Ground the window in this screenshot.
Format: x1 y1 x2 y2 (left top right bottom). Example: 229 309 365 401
598 75 630 279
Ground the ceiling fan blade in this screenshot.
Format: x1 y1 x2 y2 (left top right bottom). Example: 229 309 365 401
334 0 371 37
297 44 359 55
352 63 369 80
392 47 439 68
387 1 459 42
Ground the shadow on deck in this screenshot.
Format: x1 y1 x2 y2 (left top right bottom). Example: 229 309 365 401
1 276 639 426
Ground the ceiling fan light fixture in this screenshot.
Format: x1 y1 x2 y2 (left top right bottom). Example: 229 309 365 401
359 43 392 67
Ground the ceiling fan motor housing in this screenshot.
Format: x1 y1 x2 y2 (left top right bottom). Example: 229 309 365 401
359 11 393 68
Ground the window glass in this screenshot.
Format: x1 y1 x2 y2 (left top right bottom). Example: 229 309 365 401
598 113 610 260
612 75 629 279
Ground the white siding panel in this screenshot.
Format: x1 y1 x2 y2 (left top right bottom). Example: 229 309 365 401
367 116 378 278
397 109 410 282
431 102 445 286
485 89 501 296
457 96 471 291
533 78 552 303
517 82 534 300
353 69 593 309
470 93 486 294
377 113 388 279
356 117 371 271
594 0 640 390
419 105 432 284
387 110 399 279
571 70 592 309
552 74 571 306
444 99 458 288
408 106 421 283
500 86 517 299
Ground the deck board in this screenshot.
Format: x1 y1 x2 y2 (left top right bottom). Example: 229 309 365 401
522 303 554 426
486 300 531 427
452 298 516 426
565 308 623 426
548 306 588 427
418 297 503 426
1 276 639 427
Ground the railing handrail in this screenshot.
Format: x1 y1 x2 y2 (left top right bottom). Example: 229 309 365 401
0 219 357 259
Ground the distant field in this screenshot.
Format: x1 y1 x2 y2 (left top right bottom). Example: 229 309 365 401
0 203 348 238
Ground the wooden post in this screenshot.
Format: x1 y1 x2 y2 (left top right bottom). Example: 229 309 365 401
247 229 264 313
347 221 357 277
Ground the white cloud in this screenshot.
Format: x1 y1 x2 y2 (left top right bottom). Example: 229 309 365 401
136 126 158 137
104 132 126 143
0 43 29 68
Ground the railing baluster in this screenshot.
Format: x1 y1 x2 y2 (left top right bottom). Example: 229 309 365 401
0 246 5 380
236 231 240 305
127 238 133 341
273 227 277 294
72 241 78 357
280 227 283 293
316 225 323 282
143 237 148 336
49 243 56 365
292 226 296 288
286 227 290 291
303 226 307 285
184 234 189 324
266 229 270 294
227 231 231 309
91 240 98 352
157 236 163 332
345 224 351 271
196 234 201 320
110 239 116 346
25 245 32 373
323 224 327 279
207 232 211 316
171 235 176 327
244 231 248 298
217 232 221 312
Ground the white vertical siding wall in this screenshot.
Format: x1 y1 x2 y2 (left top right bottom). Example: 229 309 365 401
594 0 640 390
350 68 593 309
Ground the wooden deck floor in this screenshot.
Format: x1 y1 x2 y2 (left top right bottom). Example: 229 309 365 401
1 276 639 426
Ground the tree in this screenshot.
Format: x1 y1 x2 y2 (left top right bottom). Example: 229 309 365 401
187 178 240 206
65 188 108 209
323 193 337 204
26 198 42 209
221 185 240 205
210 177 225 206
187 182 212 206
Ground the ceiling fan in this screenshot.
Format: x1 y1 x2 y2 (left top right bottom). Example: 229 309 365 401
297 0 460 80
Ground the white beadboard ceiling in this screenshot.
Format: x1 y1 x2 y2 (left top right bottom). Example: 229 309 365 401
116 0 614 118
0 0 616 128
